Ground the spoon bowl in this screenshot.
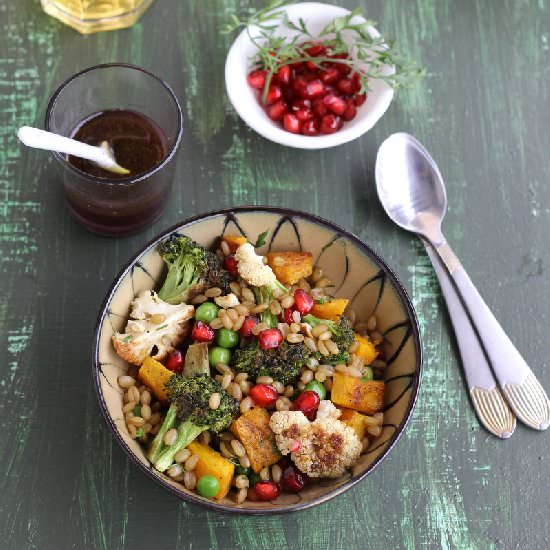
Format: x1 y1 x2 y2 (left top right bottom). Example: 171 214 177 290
375 133 447 244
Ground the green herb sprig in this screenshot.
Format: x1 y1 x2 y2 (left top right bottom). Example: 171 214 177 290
224 1 424 103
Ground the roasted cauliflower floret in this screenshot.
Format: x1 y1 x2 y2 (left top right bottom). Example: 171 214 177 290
269 410 310 455
214 292 240 309
316 400 342 420
270 410 361 478
292 417 361 478
235 243 286 291
112 290 194 365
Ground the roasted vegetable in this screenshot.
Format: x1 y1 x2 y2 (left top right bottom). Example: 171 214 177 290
235 243 287 292
157 235 231 304
112 290 194 365
184 343 211 377
230 407 281 473
302 314 355 365
188 441 235 499
252 285 278 328
331 373 385 415
230 340 310 385
266 251 313 285
222 235 248 253
138 356 175 403
338 408 369 440
311 298 349 321
148 374 238 471
354 333 377 365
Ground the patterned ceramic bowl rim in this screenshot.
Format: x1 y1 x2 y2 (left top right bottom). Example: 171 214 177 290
92 206 423 514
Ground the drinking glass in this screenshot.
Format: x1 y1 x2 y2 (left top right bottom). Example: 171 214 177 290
45 63 183 237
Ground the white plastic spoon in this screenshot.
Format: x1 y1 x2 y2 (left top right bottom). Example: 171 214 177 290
17 126 130 175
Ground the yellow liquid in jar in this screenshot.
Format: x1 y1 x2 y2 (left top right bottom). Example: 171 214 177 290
41 0 154 33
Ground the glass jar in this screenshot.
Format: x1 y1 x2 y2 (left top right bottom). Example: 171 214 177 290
41 0 155 33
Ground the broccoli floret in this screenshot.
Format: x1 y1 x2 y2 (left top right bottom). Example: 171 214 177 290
302 314 355 365
231 340 310 385
157 235 231 304
252 286 278 328
148 374 238 472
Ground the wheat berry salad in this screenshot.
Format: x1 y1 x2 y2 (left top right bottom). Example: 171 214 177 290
110 229 390 505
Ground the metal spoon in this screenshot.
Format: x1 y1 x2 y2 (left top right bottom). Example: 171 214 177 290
375 132 550 432
18 126 130 175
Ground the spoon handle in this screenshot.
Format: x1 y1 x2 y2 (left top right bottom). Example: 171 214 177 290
435 241 550 430
423 241 516 438
17 126 112 166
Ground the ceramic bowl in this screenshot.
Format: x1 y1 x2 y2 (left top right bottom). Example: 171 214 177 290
93 207 422 514
225 2 395 149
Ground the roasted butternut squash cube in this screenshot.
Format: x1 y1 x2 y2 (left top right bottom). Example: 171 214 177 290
331 373 385 415
338 407 369 440
188 442 235 500
138 356 173 404
354 333 378 365
311 298 349 321
230 407 281 473
266 251 313 285
222 235 248 253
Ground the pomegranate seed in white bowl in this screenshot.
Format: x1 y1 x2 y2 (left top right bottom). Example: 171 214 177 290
225 2 396 149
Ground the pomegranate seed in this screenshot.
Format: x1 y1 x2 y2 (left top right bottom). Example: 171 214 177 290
263 85 282 106
336 63 352 75
336 78 354 96
247 69 267 90
258 328 283 350
305 61 318 71
320 67 340 84
293 76 308 98
267 100 287 122
312 98 327 118
330 52 350 60
342 100 357 121
165 349 184 373
354 93 367 106
351 71 362 91
191 320 215 343
293 289 314 314
283 86 296 103
223 254 238 278
292 390 320 420
291 99 311 110
290 440 301 452
322 94 347 116
304 79 325 99
283 113 301 134
281 463 306 492
294 107 313 122
275 65 292 86
250 384 279 407
375 345 385 361
253 481 280 501
301 118 320 136
305 44 326 57
320 114 343 134
280 307 296 324
239 316 259 338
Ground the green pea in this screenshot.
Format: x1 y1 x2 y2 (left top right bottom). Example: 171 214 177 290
217 328 239 349
304 380 326 400
361 367 374 381
248 472 262 486
195 302 220 323
197 475 220 498
209 346 232 367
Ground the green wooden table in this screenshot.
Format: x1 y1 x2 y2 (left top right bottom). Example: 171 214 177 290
2 1 549 548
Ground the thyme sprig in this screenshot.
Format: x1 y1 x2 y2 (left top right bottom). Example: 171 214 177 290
224 1 424 103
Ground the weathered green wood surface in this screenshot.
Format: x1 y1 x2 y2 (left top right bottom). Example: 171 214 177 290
1 1 549 548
